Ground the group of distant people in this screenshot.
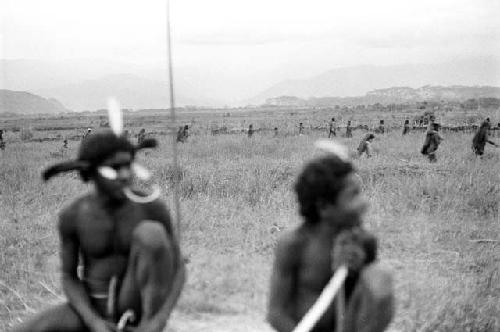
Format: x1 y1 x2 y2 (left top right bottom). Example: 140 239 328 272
420 117 499 162
326 116 499 162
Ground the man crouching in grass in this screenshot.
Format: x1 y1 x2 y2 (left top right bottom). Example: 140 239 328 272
267 153 394 332
12 130 185 332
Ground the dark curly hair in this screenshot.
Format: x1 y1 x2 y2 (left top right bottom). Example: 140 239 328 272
294 155 354 224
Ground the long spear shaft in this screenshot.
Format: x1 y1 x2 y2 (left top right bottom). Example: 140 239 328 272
166 0 182 240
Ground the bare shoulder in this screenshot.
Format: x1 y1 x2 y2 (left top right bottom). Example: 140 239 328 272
57 194 93 234
275 226 307 265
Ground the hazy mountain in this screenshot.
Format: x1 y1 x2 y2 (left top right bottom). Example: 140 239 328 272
366 85 500 102
0 59 223 110
247 57 500 105
36 73 221 111
2 57 500 110
0 89 68 114
265 85 500 107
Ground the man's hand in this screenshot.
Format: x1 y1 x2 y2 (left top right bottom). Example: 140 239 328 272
331 229 368 273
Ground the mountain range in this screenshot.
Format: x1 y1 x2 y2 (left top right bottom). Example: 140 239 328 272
1 56 499 111
265 86 500 107
246 57 500 105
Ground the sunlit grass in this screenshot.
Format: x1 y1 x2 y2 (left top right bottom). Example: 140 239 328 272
0 122 498 331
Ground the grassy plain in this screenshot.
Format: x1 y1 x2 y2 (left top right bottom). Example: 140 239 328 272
0 108 499 331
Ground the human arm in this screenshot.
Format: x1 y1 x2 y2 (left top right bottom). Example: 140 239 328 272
137 201 186 331
58 209 113 332
267 232 301 332
486 139 498 146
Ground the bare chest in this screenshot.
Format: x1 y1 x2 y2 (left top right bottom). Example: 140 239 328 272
298 239 334 292
76 203 147 257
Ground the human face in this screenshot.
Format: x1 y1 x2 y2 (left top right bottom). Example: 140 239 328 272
318 173 368 229
94 151 133 201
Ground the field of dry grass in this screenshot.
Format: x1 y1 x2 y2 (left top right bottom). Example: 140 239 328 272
0 109 499 331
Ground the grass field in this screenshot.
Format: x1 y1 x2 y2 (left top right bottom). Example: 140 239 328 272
0 109 499 331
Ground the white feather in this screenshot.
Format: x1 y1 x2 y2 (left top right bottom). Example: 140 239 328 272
314 139 350 162
107 97 123 136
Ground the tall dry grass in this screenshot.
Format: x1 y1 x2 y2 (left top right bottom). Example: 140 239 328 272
0 126 498 331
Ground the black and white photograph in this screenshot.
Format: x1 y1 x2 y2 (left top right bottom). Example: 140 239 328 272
0 0 499 331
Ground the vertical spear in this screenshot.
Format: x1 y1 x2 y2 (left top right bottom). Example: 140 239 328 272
166 0 181 240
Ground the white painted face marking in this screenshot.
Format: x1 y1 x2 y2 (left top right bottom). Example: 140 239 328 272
97 166 118 180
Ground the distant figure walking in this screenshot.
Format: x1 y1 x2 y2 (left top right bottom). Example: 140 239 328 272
248 124 254 138
472 120 499 156
421 123 443 162
328 117 337 138
137 128 146 145
83 128 92 140
358 133 375 158
274 127 278 137
182 125 189 142
345 120 353 138
63 139 68 149
0 129 4 150
375 120 385 134
402 119 410 135
176 126 184 143
298 122 304 136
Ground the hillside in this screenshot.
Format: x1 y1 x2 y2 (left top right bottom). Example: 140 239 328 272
249 57 500 105
265 85 500 106
0 90 68 114
36 73 221 111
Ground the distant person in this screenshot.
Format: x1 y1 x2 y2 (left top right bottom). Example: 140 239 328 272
182 125 189 142
376 120 385 134
274 127 278 137
472 120 499 156
402 120 410 135
176 126 184 143
63 139 68 149
299 123 304 136
137 128 146 145
496 122 500 138
83 128 92 140
345 120 353 138
248 124 254 138
328 118 337 138
357 133 375 158
421 123 443 163
0 129 4 150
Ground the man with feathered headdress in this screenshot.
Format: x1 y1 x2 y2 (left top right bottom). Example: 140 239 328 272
13 113 185 331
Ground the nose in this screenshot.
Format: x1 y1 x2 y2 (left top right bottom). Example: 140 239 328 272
117 166 132 183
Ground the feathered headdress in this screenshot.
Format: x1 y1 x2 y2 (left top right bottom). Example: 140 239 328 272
42 98 158 182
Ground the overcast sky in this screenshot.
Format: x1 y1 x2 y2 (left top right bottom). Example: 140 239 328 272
1 0 499 100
